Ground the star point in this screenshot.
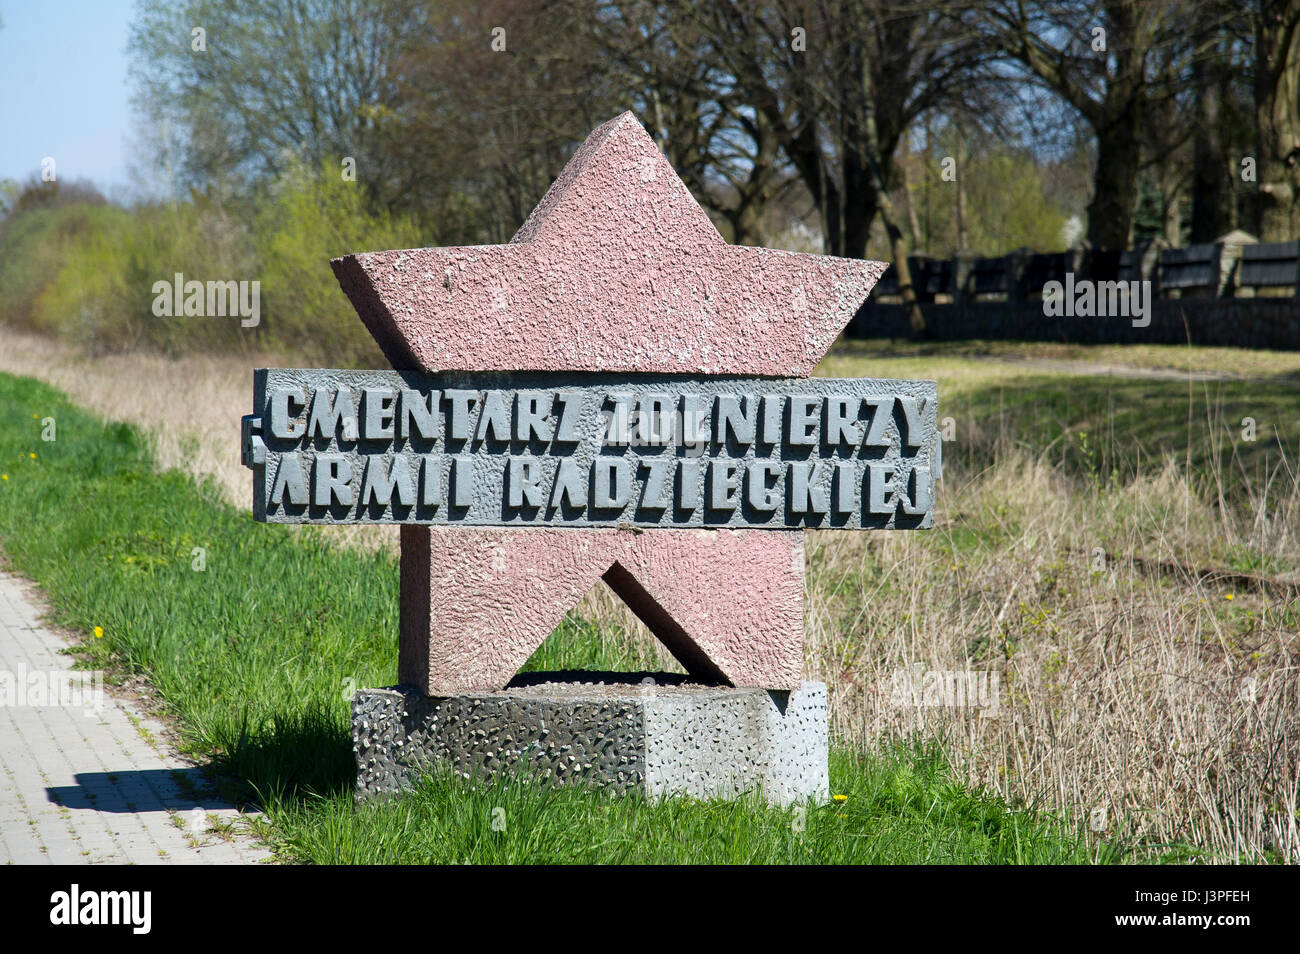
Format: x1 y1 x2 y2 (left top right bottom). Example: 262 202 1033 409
332 111 886 376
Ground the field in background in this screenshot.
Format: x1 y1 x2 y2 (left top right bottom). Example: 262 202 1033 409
0 327 1297 862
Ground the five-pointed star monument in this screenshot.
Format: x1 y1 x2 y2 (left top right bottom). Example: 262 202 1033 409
328 111 890 694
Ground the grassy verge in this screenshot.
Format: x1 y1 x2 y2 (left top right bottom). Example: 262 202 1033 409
266 745 1110 864
821 337 1300 379
0 369 1116 864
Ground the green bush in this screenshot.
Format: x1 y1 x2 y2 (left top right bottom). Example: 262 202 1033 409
0 165 425 365
252 162 424 363
0 202 105 333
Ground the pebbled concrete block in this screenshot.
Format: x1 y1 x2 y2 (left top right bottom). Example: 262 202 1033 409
352 675 828 807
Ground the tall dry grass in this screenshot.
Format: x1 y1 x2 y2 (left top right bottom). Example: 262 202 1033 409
2 325 1295 861
806 446 1298 863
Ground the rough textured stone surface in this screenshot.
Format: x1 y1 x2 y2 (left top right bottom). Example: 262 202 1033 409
643 680 828 804
331 111 887 376
399 526 805 694
352 677 828 807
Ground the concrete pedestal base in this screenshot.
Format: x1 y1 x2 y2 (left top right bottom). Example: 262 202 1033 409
351 673 828 807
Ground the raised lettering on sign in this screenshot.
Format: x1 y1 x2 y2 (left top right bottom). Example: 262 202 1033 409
243 369 940 529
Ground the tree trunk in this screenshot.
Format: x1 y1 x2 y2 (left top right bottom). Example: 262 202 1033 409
1255 2 1300 241
841 155 878 260
1087 113 1143 250
884 213 926 336
863 160 923 335
856 58 921 333
729 198 766 247
901 144 923 250
955 144 968 252
1190 26 1230 242
1163 183 1182 246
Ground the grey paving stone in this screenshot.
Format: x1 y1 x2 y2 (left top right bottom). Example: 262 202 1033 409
0 570 271 865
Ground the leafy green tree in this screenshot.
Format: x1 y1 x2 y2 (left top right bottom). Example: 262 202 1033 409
129 0 423 209
909 139 1070 255
0 180 19 221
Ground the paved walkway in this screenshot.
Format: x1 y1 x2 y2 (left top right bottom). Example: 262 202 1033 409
0 570 270 864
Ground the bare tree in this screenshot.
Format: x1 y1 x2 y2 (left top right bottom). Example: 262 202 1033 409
130 0 423 204
983 0 1187 251
1251 0 1300 240
677 0 998 333
389 0 622 243
594 2 798 246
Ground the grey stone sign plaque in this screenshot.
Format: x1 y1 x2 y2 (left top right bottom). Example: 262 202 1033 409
242 368 939 529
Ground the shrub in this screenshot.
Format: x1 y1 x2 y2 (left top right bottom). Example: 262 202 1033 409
0 166 425 365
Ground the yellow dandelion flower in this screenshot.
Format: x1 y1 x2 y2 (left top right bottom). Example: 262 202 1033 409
832 794 848 802
1 474 7 481
1225 594 1234 601
93 626 103 638
28 453 36 459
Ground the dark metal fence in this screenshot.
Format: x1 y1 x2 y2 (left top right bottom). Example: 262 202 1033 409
854 237 1300 349
866 238 1298 305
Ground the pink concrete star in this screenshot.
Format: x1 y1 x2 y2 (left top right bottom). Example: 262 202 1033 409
330 112 888 694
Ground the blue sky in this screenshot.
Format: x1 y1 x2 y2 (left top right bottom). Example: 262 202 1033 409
0 1 135 195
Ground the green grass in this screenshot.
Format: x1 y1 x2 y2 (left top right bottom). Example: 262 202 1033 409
0 369 1118 864
265 745 1112 864
820 337 1300 379
952 374 1299 495
821 338 1300 509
